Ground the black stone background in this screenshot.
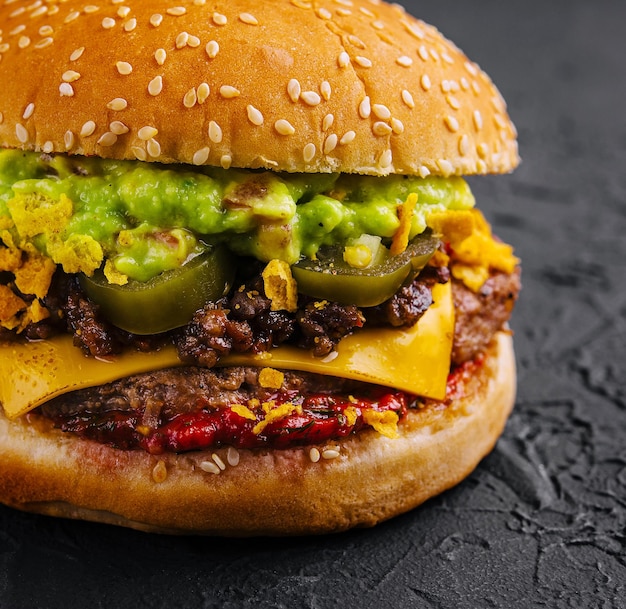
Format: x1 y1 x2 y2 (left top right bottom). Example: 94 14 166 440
1 1 625 607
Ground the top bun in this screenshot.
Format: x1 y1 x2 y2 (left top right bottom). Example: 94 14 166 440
0 0 518 177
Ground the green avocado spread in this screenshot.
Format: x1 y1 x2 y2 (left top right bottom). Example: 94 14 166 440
0 149 475 282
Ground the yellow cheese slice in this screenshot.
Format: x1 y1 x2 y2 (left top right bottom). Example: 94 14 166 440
0 283 453 420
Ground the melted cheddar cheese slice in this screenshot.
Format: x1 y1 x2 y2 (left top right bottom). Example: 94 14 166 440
0 283 453 420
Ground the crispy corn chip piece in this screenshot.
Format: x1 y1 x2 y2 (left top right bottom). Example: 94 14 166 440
390 192 418 256
0 285 27 328
258 367 285 390
14 244 56 299
262 259 298 312
362 409 400 439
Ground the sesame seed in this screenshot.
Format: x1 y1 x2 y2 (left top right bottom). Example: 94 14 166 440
437 159 454 175
199 461 220 474
212 453 227 471
246 104 264 126
39 25 54 36
339 130 356 145
401 89 415 109
472 80 481 95
430 48 440 62
183 87 197 108
320 80 331 101
175 31 189 48
0 44 9 53
303 142 316 163
208 121 223 143
396 55 413 67
239 12 258 25
373 121 392 136
337 8 351 16
107 98 128 111
473 109 483 131
64 10 80 23
420 74 431 92
354 55 372 68
34 37 53 49
148 75 163 96
132 146 147 161
83 6 99 14
212 12 227 25
150 13 163 27
69 47 84 61
391 118 404 134
227 446 240 467
446 95 461 110
324 133 338 154
116 61 132 75
275 119 295 136
188 36 200 48
59 82 74 96
220 154 232 169
378 149 393 169
372 104 391 120
124 18 137 32
292 0 313 8
419 165 430 178
418 45 429 62
358 96 371 119
15 123 28 143
10 24 26 36
64 130 74 149
147 138 161 157
80 120 96 137
476 159 488 173
138 126 158 140
101 17 115 29
205 40 219 58
31 6 48 18
338 51 350 68
97 132 117 147
220 85 240 98
109 120 129 135
42 141 53 153
309 447 321 463
404 20 425 40
155 48 166 65
287 78 301 103
301 91 321 106
458 134 470 156
62 70 80 82
321 448 340 460
494 113 508 129
22 103 34 120
465 60 478 76
444 115 459 132
371 20 384 30
322 113 334 131
18 36 30 48
359 6 374 17
316 7 332 19
152 460 167 483
167 6 186 16
197 82 210 104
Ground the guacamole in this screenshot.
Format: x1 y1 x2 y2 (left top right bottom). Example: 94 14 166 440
0 149 475 283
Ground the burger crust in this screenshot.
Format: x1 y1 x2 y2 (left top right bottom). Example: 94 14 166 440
0 332 515 536
0 0 517 176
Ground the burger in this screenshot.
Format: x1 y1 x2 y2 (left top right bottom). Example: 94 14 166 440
0 0 520 535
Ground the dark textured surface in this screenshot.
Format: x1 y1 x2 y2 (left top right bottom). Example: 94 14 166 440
2 1 626 607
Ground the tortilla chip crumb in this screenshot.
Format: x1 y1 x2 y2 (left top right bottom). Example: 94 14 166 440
231 404 257 421
253 402 300 435
390 192 418 256
362 410 400 439
262 259 298 312
258 367 285 390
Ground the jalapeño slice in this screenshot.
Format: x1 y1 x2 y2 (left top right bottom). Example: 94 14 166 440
79 245 235 334
291 230 439 307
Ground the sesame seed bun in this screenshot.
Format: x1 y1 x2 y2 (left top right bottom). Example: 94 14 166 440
0 332 515 536
0 0 518 176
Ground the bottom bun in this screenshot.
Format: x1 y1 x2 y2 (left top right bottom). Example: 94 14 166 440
0 332 515 536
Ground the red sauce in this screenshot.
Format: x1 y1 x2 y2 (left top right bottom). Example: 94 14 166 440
52 388 409 454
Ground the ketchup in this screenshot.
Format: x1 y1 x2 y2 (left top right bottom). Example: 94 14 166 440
53 389 410 454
